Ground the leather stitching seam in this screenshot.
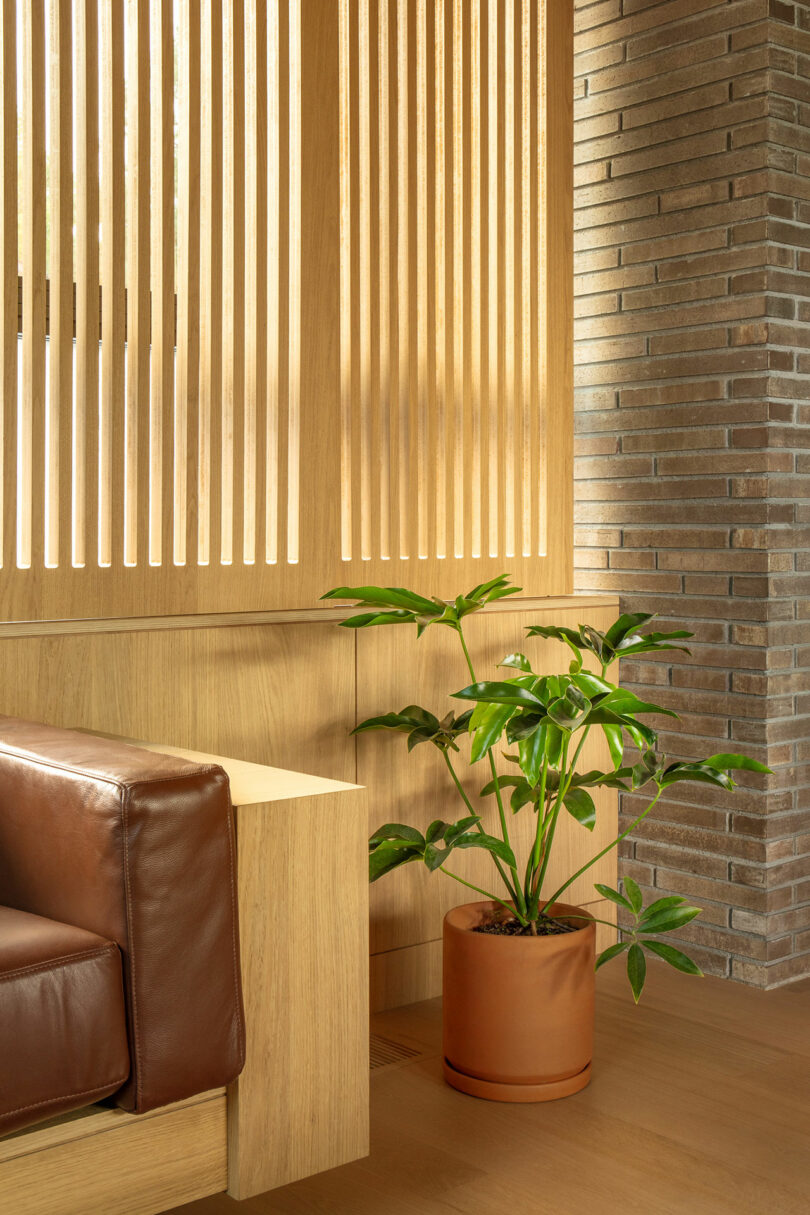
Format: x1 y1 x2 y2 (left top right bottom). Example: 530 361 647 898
0 944 117 983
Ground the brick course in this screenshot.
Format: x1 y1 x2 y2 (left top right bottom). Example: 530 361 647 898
574 0 810 986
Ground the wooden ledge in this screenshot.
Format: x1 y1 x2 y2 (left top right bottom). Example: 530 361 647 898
0 593 620 640
83 731 362 807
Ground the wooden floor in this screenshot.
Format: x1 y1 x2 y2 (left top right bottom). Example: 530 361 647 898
174 966 810 1215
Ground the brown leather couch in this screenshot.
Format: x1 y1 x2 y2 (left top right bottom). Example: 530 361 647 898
0 717 246 1136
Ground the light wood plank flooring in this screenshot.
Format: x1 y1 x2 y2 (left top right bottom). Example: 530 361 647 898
174 965 810 1215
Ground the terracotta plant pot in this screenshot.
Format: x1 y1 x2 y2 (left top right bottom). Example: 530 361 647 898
442 900 596 1103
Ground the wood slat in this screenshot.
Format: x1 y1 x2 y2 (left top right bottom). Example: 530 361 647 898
20 0 46 570
222 0 246 567
149 0 174 568
199 0 223 567
125 0 151 568
434 0 447 561
175 0 200 567
287 0 302 566
265 0 279 564
0 0 17 570
244 0 268 568
47 0 72 571
99 0 125 568
74 0 99 569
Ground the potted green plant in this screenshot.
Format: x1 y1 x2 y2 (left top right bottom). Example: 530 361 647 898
323 575 769 1103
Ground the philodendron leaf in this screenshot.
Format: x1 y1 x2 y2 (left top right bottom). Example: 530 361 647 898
452 832 517 870
369 823 425 847
623 876 643 915
470 702 517 762
595 941 629 971
499 651 533 672
639 904 701 935
518 722 548 787
627 943 647 1003
602 723 624 769
547 686 591 730
594 882 634 913
701 753 771 774
603 612 655 648
453 680 545 709
643 940 703 976
323 584 437 612
563 787 596 831
369 839 423 881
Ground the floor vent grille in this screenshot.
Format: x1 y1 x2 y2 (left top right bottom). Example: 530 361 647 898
370 1033 423 1071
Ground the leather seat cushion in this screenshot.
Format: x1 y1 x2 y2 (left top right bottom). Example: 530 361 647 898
0 905 130 1136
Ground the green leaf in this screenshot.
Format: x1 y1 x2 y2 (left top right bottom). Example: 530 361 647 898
563 787 596 831
425 820 448 844
594 882 633 913
506 711 546 743
407 726 437 751
604 613 656 648
595 941 629 971
570 671 614 699
452 832 518 869
452 680 544 709
322 584 437 612
369 839 423 882
499 651 533 672
547 686 591 730
470 702 517 762
623 876 643 915
639 895 687 921
342 610 415 629
369 823 425 847
518 723 547 787
627 943 647 1003
544 722 564 766
511 781 536 814
601 690 679 720
643 940 703 976
423 842 448 871
479 774 525 797
444 815 482 844
602 723 625 768
658 763 734 791
640 904 701 935
701 753 771 774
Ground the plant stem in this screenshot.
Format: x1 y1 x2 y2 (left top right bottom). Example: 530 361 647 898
456 622 527 919
438 866 523 922
541 786 663 913
524 756 549 896
441 749 519 905
528 727 591 918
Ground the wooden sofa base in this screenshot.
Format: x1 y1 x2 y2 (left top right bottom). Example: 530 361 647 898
0 1092 228 1215
0 740 370 1212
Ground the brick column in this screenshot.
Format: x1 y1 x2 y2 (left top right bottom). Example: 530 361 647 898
573 0 810 986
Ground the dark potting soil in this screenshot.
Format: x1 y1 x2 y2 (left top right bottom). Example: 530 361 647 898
473 916 580 937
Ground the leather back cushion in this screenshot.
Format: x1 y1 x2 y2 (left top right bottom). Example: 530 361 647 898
0 716 245 1112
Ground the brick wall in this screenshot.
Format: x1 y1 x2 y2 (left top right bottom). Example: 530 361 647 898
573 0 810 986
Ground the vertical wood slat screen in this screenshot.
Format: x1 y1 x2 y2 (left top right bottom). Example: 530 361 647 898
0 0 571 622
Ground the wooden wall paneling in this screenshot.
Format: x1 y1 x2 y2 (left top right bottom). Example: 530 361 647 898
0 621 356 783
357 603 620 958
48 0 72 572
0 0 16 571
